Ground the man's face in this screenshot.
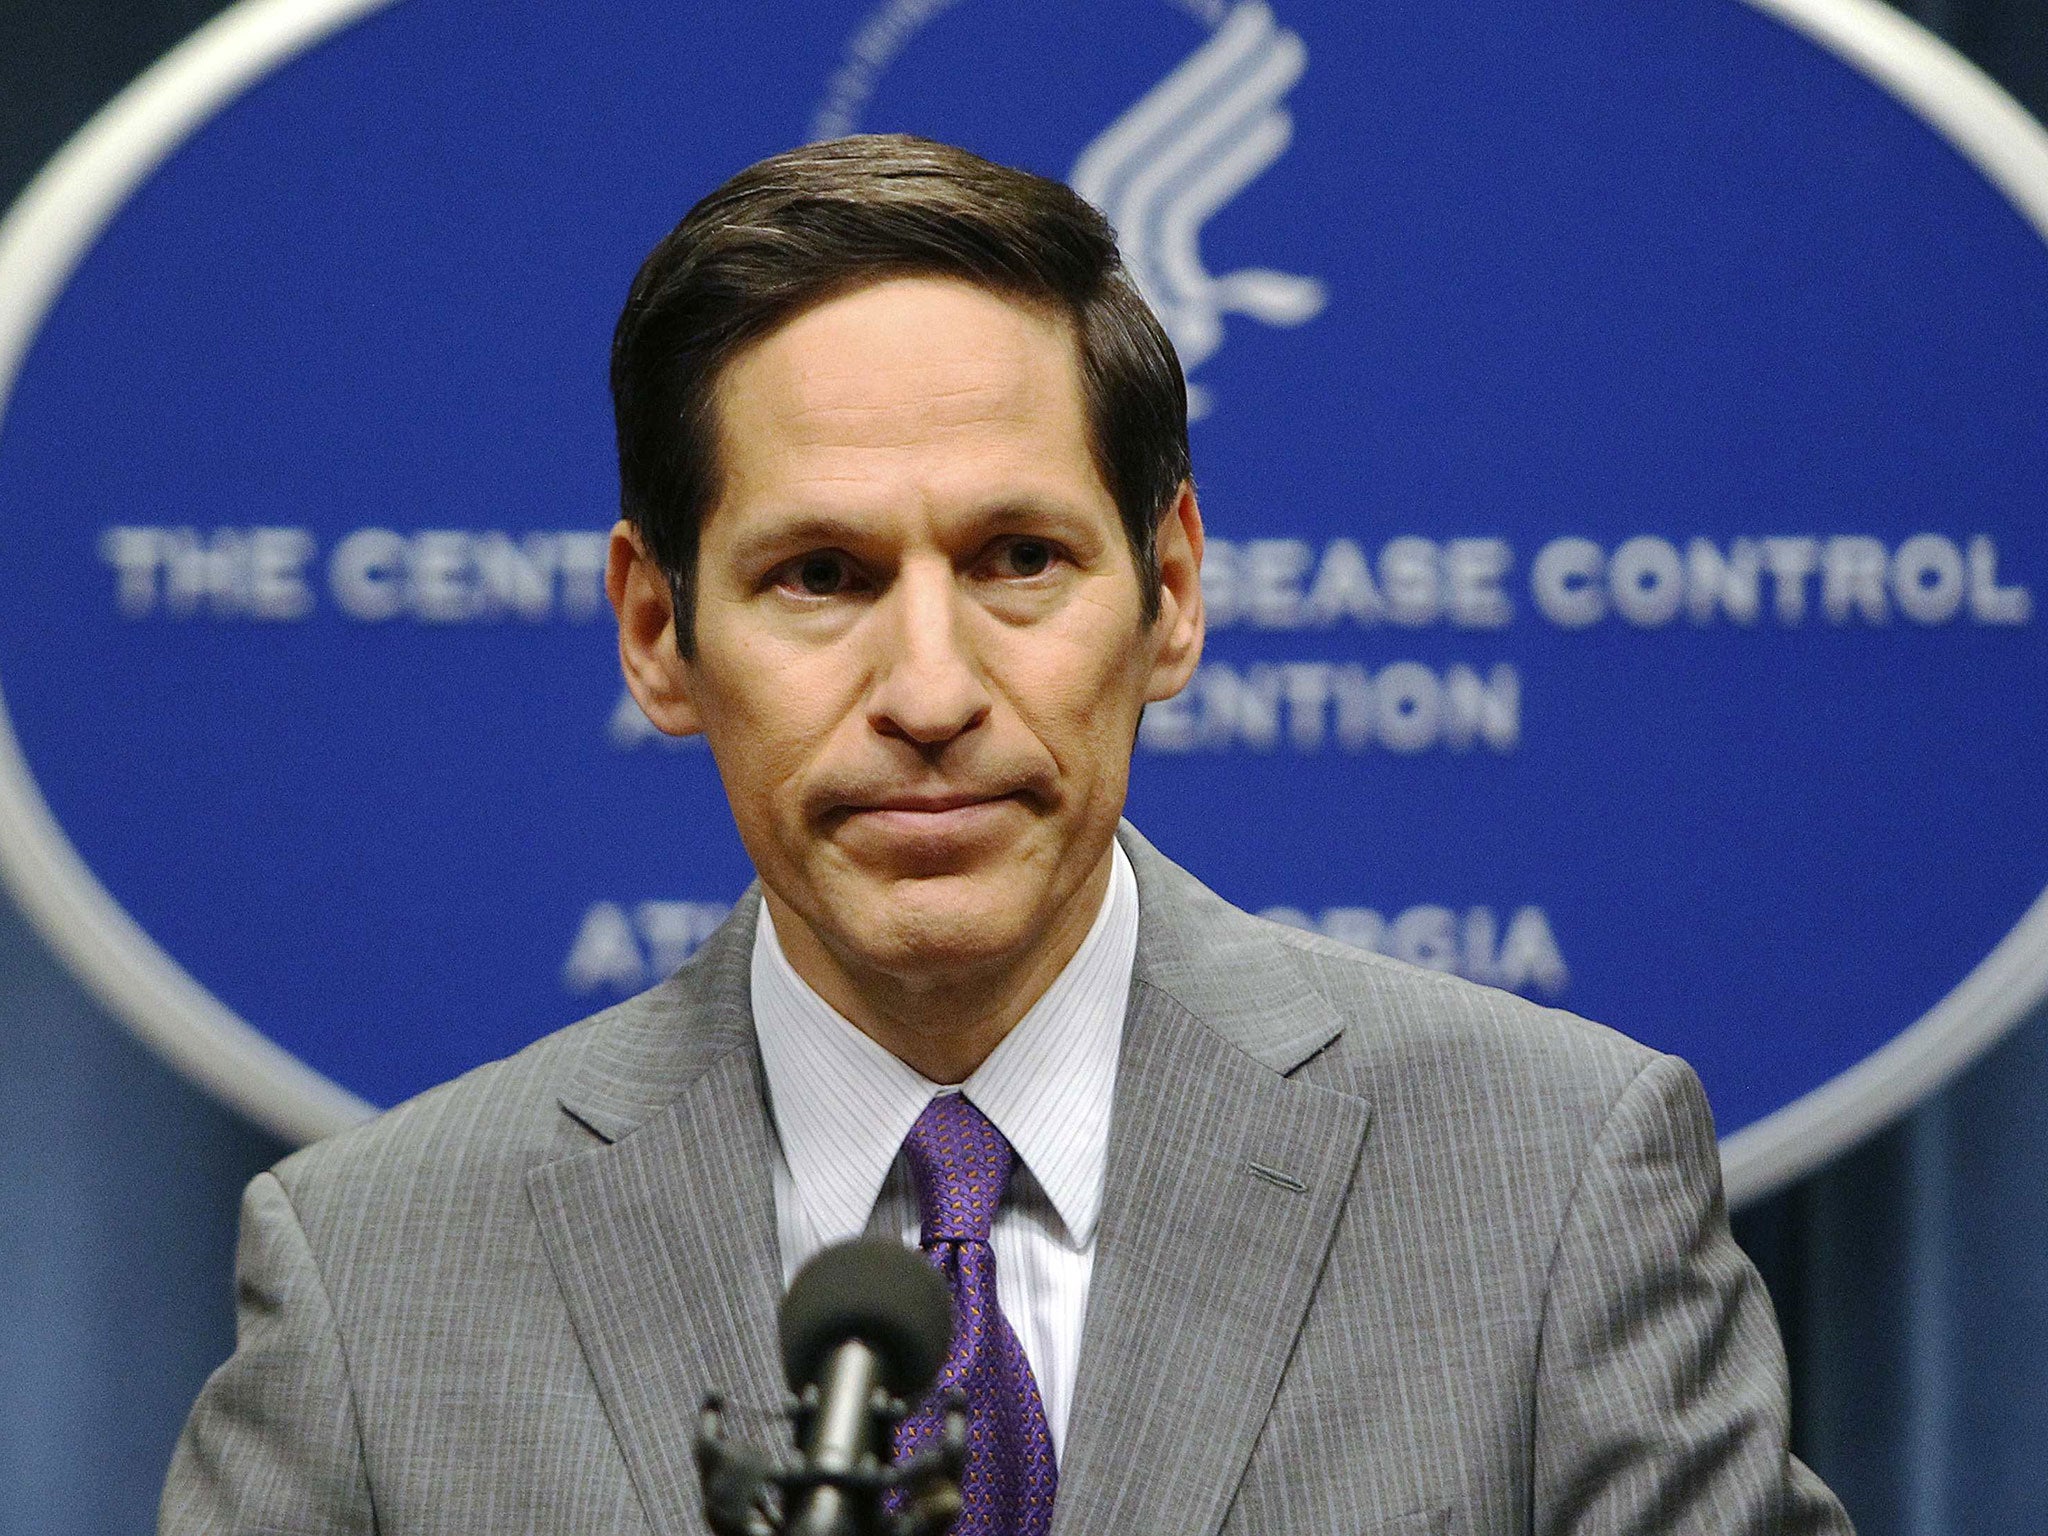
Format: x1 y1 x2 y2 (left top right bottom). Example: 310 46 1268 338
610 275 1202 998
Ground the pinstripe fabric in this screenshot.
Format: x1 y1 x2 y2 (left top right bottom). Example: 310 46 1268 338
162 822 1851 1536
754 841 1136 1453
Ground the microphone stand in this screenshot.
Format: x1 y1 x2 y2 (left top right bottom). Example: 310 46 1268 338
695 1379 967 1536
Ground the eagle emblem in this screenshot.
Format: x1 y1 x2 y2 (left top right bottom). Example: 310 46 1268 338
1069 2 1327 418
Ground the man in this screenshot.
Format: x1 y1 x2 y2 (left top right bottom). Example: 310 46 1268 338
163 135 1851 1535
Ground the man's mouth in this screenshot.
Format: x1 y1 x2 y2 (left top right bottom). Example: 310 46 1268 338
858 790 1013 814
838 790 1024 846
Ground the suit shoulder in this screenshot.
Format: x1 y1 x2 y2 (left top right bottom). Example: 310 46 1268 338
267 974 697 1221
1199 895 1671 1147
1263 916 1704 1232
1123 824 1662 1115
1286 913 1654 1056
1279 917 1653 1086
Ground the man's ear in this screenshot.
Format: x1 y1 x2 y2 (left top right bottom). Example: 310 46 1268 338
606 520 702 736
1144 481 1206 703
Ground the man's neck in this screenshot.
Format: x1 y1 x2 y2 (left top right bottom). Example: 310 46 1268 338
760 846 1117 1084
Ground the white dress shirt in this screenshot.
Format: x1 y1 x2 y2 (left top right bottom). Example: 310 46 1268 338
751 842 1138 1455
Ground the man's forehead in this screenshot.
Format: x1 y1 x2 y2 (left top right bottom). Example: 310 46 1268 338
714 276 1086 446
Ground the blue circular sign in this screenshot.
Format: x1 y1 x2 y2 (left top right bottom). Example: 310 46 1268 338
2 0 2045 1202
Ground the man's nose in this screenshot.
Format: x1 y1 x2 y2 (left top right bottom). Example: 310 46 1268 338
865 559 992 747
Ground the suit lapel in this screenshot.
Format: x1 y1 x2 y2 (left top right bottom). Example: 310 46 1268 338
529 898 785 1536
1052 831 1374 1536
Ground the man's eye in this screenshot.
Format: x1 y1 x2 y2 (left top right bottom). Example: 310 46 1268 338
782 553 856 596
992 538 1056 578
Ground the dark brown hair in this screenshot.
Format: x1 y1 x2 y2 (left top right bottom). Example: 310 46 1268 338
609 134 1190 652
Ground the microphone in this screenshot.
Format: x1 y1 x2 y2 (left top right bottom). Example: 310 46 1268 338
695 1238 963 1536
779 1241 955 1536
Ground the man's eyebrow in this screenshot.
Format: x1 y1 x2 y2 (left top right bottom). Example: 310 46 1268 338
974 499 1099 533
719 500 1103 566
720 513 878 567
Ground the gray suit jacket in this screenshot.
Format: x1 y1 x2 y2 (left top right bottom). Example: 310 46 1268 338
163 825 1851 1535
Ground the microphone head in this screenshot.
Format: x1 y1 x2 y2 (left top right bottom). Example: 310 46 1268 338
779 1239 954 1401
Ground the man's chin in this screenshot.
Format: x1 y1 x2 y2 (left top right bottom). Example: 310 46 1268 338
828 873 1044 978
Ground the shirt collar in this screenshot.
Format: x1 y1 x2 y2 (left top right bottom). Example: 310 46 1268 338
752 842 1138 1250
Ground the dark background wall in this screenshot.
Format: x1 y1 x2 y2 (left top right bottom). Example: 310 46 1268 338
2 2 2046 1530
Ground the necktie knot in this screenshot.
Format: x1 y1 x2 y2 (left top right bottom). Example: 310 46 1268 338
904 1093 1014 1245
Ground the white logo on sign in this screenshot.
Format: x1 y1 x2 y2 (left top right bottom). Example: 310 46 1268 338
1069 1 1327 417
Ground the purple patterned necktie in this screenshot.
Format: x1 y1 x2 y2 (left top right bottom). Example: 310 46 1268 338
892 1093 1058 1536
